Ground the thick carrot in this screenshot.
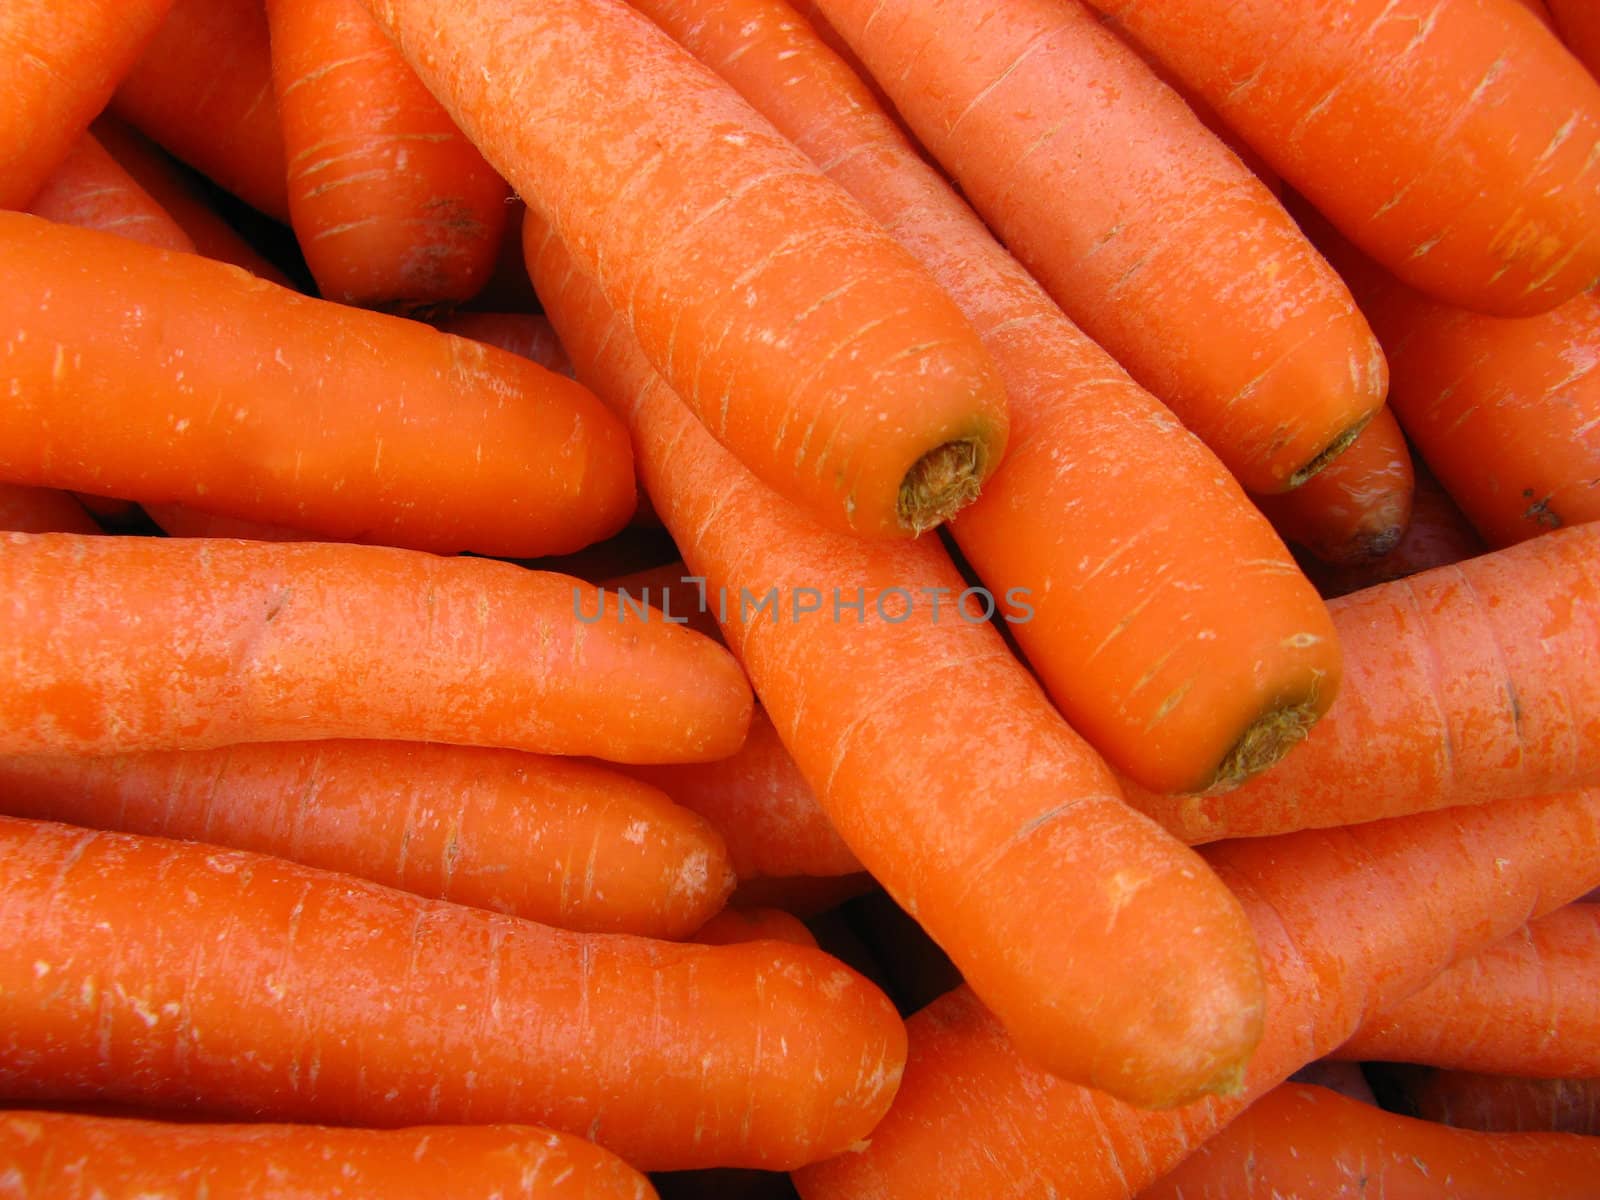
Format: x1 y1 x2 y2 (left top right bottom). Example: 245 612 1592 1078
1253 406 1415 565
633 0 1343 795
265 0 509 310
1333 904 1600 1077
1308 210 1600 548
141 504 317 542
811 0 1386 495
1087 0 1600 316
1137 1082 1600 1200
438 311 574 377
1399 1070 1600 1136
1123 522 1600 843
0 1 176 211
0 817 903 1171
0 1110 656 1198
792 789 1600 1200
0 211 634 558
92 115 297 285
1547 0 1600 79
525 213 1266 1109
0 740 735 937
360 0 1010 540
109 0 290 221
27 131 196 253
693 906 818 948
0 484 99 535
0 533 752 764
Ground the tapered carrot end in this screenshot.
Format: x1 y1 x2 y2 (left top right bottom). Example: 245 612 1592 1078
896 436 990 535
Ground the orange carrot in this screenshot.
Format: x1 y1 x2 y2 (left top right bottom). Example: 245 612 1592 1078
1399 1070 1600 1136
1253 406 1415 565
437 311 574 377
109 0 290 221
265 0 509 310
0 533 752 764
0 740 735 937
1289 1058 1377 1103
0 1111 657 1198
0 817 903 1171
1122 522 1600 843
27 131 196 252
1309 211 1600 547
0 0 176 211
141 505 318 542
1333 904 1600 1077
0 211 634 558
360 0 1010 539
92 114 296 284
1547 0 1600 79
525 213 1266 1109
731 873 876 919
633 0 1343 795
1086 0 1600 316
810 0 1387 494
693 906 818 949
792 789 1600 1200
1138 1082 1600 1200
0 484 100 535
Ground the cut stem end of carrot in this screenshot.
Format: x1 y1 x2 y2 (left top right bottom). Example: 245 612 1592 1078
897 437 987 535
1206 694 1324 793
1285 412 1375 491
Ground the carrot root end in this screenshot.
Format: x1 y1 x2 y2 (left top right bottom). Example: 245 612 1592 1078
1206 693 1324 792
897 438 987 534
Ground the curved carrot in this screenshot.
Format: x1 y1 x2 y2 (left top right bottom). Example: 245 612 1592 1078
525 213 1265 1110
0 484 100 535
1400 1070 1600 1136
0 532 752 764
0 740 735 938
28 131 196 252
109 0 290 221
438 311 574 377
0 1111 656 1199
812 0 1386 494
1139 1082 1600 1200
1088 0 1600 316
1334 904 1600 1077
360 0 1010 539
1123 522 1600 843
0 211 634 558
1254 406 1414 565
792 789 1600 1200
1547 0 1600 79
693 906 818 948
633 0 1342 795
0 0 175 210
266 0 509 311
0 817 903 1172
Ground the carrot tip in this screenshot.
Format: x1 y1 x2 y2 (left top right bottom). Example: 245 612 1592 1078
897 437 987 534
1286 411 1375 490
1205 690 1324 793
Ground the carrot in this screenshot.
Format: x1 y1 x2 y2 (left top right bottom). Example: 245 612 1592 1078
791 789 1600 1200
1333 904 1600 1077
0 816 903 1171
1306 208 1600 548
0 532 751 764
0 1110 656 1198
1253 406 1415 565
810 0 1387 495
1122 522 1600 843
1547 0 1600 79
0 211 633 558
265 0 509 311
109 0 290 222
437 311 574 377
633 0 1343 795
0 740 735 938
0 484 100 535
1398 1070 1600 1136
1299 457 1486 598
0 1 176 211
1516 0 1556 28
141 505 318 542
1137 1082 1600 1200
27 131 197 253
1289 1059 1378 1104
731 873 876 919
92 115 297 284
1087 0 1600 316
693 906 818 948
359 0 1009 540
525 213 1266 1110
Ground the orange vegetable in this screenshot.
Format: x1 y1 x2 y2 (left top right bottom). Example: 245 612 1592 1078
0 484 100 535
1400 1070 1600 1136
1548 0 1600 78
693 907 818 949
27 130 196 252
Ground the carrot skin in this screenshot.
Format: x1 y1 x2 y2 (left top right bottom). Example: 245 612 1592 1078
0 740 736 938
0 1110 657 1199
437 311 574 377
360 0 1011 539
0 533 752 764
1398 1069 1600 1136
0 211 635 558
1138 1082 1600 1200
1547 0 1600 80
27 131 197 253
0 484 100 535
692 907 819 949
0 817 904 1172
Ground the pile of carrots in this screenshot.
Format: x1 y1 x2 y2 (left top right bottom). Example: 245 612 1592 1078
3 0 1600 1195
